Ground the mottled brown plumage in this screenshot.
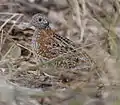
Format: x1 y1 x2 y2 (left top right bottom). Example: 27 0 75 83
35 28 76 59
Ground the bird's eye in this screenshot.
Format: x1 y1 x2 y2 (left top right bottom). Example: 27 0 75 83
39 18 42 22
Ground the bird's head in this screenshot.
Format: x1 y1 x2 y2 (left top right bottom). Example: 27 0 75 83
30 13 50 29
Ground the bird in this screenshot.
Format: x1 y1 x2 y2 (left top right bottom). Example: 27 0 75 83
29 13 96 70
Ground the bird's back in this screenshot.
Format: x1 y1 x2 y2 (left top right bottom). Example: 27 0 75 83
34 28 76 59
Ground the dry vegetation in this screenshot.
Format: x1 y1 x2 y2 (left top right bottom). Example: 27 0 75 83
0 0 120 105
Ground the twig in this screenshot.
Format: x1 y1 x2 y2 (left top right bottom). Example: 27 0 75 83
0 13 17 31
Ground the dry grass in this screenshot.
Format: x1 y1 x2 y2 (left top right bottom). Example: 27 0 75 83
0 0 120 105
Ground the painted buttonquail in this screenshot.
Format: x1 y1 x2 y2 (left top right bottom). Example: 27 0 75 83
30 13 96 70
